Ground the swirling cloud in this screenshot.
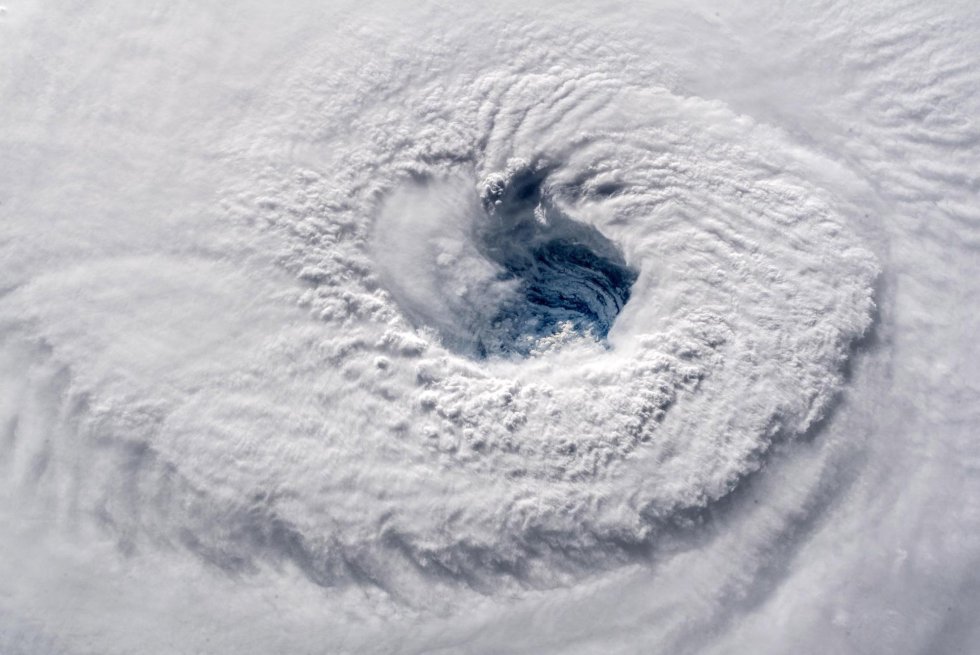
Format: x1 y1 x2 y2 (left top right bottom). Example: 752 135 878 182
0 1 976 653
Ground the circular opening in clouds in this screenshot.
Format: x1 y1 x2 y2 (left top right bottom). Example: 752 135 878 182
373 163 638 358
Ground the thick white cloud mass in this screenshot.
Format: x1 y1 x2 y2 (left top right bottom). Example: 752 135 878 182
1 0 978 653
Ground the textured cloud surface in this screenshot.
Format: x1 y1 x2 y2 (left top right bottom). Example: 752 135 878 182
1 1 979 653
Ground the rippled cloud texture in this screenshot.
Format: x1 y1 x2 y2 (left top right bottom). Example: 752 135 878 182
1 1 979 653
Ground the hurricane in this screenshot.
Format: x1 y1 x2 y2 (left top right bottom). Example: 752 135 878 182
1 1 978 653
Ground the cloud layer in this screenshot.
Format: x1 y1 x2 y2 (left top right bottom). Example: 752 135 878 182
0 1 977 653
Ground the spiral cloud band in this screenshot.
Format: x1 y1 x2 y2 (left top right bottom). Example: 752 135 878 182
1 1 978 653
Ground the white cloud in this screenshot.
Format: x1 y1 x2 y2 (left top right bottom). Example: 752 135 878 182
0 0 977 653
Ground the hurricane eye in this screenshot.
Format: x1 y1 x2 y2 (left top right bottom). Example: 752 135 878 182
372 167 637 359
474 171 636 357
